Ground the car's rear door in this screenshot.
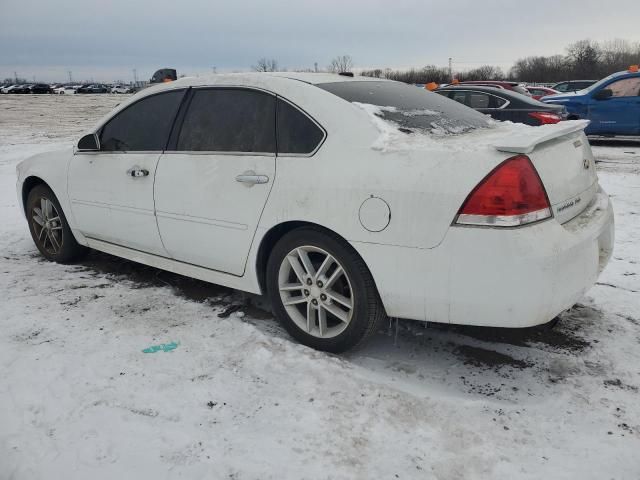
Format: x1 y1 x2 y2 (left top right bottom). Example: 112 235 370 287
154 87 276 276
68 89 185 255
588 76 640 135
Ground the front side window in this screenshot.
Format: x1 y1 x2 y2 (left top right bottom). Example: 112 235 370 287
176 89 276 153
277 99 325 154
100 90 184 151
607 77 640 97
555 83 568 92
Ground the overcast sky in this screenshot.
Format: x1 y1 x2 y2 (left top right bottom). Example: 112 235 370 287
1 0 639 83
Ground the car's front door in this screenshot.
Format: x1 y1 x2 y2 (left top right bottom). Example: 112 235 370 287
68 89 186 255
588 76 640 135
154 88 277 276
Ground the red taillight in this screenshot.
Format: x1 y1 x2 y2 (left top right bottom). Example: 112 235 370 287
455 155 552 227
528 111 562 125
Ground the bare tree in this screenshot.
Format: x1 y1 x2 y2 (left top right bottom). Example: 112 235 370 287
459 65 504 81
566 39 601 78
252 58 279 72
328 55 354 73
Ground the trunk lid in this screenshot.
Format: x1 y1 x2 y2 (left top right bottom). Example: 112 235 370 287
493 120 598 223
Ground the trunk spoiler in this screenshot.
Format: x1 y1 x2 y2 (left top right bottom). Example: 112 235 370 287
493 120 590 154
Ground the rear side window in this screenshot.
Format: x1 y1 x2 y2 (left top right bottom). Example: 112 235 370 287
100 90 184 151
277 99 324 154
450 91 467 104
468 92 490 109
177 89 275 153
318 81 491 135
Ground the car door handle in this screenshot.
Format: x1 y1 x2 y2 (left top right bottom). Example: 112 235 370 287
127 166 149 178
235 171 269 185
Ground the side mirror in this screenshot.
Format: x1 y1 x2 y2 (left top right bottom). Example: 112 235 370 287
593 89 613 100
77 133 100 151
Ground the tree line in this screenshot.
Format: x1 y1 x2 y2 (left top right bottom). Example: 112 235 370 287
360 39 640 84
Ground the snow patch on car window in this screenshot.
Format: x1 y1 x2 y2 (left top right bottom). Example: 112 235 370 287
354 102 481 138
353 102 548 153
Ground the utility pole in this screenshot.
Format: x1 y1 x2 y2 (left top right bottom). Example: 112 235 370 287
314 62 318 73
133 68 138 85
68 71 73 83
14 71 18 83
212 66 217 74
448 57 453 82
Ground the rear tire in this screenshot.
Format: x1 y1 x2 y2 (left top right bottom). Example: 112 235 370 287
266 227 385 353
26 184 87 263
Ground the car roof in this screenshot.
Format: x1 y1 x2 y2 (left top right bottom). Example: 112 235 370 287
458 80 519 86
168 72 387 88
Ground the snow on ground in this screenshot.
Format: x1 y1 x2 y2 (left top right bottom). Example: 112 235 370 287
1 95 639 480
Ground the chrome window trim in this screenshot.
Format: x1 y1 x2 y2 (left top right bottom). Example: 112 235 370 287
163 151 276 157
74 150 162 155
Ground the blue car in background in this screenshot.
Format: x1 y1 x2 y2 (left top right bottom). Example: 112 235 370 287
542 67 640 136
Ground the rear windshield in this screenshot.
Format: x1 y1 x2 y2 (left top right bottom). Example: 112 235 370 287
317 81 491 135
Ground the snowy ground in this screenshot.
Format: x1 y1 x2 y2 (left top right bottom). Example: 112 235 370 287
1 95 639 480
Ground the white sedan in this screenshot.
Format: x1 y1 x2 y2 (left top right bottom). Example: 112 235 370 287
53 86 76 95
111 85 132 94
15 73 614 352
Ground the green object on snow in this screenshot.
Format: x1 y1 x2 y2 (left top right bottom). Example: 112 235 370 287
142 342 178 353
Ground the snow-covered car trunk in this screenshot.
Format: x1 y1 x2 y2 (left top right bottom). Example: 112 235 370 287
494 120 599 224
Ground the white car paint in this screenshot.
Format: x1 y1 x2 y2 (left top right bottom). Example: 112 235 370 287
53 86 76 94
111 85 131 94
15 73 614 329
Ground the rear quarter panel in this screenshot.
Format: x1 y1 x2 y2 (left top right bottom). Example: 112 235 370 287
258 85 512 251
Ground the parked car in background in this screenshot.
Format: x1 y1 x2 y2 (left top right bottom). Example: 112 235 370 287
1 84 18 94
526 86 560 100
436 85 567 125
543 67 640 136
150 68 177 84
111 85 132 94
455 80 532 96
76 84 108 94
54 86 77 94
551 80 597 93
10 84 33 94
30 83 53 94
15 73 613 352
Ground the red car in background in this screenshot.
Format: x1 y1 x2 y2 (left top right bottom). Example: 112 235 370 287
526 86 560 100
455 80 532 96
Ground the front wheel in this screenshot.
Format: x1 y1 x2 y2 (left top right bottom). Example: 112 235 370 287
26 184 87 263
266 227 385 353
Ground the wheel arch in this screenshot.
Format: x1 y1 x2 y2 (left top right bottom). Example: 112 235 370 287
255 221 378 299
21 176 48 215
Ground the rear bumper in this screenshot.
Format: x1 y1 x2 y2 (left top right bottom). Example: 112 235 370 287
443 187 613 327
354 186 614 328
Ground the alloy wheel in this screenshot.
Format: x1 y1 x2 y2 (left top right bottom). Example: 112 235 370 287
31 197 63 255
278 245 354 339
